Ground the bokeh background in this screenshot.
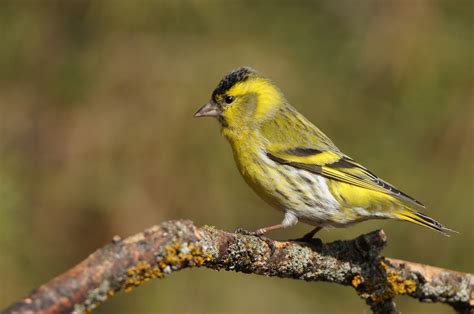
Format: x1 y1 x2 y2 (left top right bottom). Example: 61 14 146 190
0 1 472 313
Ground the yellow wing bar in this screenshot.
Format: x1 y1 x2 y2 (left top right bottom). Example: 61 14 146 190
267 147 424 207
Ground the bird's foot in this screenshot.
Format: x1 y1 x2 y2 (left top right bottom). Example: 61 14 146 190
288 230 324 249
234 227 276 256
288 236 323 246
234 227 260 236
288 226 323 244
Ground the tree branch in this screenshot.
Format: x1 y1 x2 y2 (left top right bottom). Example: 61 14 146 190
3 220 472 314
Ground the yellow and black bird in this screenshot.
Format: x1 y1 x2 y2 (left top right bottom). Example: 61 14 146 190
195 67 454 239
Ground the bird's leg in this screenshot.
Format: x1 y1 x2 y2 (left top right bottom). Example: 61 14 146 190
235 212 297 236
235 223 287 236
234 224 283 238
235 223 284 239
289 226 323 243
302 226 323 240
239 218 296 256
254 223 285 235
235 213 298 255
234 224 281 256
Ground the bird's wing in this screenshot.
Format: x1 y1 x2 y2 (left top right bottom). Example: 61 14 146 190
266 146 425 207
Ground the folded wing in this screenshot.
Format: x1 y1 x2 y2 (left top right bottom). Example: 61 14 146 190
266 146 424 208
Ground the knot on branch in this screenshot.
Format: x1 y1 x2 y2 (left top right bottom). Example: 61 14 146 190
354 229 387 259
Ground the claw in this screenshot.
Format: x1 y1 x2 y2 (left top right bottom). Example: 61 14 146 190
288 236 323 249
254 228 266 236
289 234 318 242
256 234 277 256
235 227 268 236
234 227 276 256
289 226 323 243
234 227 257 236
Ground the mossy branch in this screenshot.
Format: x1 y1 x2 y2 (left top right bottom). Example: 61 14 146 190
2 220 472 314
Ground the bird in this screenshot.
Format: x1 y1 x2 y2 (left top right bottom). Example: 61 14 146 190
194 66 454 239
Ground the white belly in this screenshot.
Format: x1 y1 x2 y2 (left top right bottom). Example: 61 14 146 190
257 152 341 226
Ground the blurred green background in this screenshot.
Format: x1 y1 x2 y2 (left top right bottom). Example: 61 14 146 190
0 1 472 313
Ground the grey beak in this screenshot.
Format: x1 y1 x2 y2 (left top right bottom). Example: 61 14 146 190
194 102 221 118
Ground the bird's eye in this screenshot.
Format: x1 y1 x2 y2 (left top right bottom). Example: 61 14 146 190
224 95 234 104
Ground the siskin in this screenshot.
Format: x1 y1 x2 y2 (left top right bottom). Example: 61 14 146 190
195 67 454 238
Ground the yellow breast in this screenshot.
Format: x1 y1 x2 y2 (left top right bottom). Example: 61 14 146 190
222 128 284 209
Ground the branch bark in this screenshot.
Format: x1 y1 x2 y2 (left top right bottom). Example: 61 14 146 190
3 220 472 314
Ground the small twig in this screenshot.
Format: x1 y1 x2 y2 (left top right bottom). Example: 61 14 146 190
2 220 472 314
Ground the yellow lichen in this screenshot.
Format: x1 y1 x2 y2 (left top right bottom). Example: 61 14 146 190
124 261 164 292
122 242 212 293
380 260 417 296
386 272 417 295
352 274 363 288
355 260 418 304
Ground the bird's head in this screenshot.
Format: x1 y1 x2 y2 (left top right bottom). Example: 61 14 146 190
194 67 285 130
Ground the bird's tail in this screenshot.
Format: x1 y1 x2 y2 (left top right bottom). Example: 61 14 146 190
394 209 457 236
